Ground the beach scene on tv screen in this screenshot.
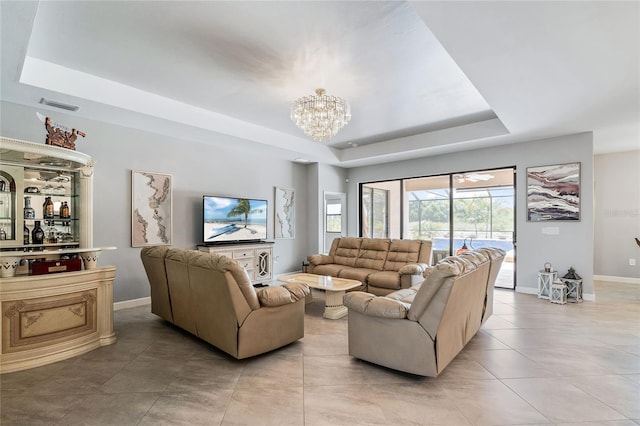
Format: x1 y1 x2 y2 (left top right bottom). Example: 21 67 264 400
204 197 267 242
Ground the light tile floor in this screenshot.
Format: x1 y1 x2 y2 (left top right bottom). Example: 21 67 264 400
1 280 638 425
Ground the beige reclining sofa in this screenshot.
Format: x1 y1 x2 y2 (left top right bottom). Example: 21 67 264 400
307 237 433 296
141 246 309 359
343 248 505 376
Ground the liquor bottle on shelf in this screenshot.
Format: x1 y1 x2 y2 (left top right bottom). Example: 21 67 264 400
32 220 44 245
60 201 70 219
46 221 57 244
23 224 29 245
0 226 6 240
24 196 35 219
43 196 54 219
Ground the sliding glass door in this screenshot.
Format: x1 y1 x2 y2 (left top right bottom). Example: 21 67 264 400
403 175 451 264
362 167 516 289
452 169 515 289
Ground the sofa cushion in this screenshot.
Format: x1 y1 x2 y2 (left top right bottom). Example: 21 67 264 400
398 263 425 275
338 267 375 283
355 238 390 270
282 282 311 301
140 246 172 322
367 270 401 290
165 249 200 334
407 261 461 322
383 239 422 271
439 255 478 274
477 247 506 261
385 284 421 304
189 252 260 311
313 264 348 277
333 237 363 267
308 254 333 266
257 282 310 307
458 250 489 266
344 292 409 319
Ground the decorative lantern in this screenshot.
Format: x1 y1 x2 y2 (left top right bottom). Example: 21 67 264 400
550 279 567 304
562 267 583 303
562 267 581 280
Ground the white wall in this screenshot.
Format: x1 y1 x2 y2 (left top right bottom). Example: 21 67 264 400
1 101 309 302
345 133 595 298
594 150 640 280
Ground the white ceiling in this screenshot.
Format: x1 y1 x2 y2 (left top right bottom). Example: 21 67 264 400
1 1 638 167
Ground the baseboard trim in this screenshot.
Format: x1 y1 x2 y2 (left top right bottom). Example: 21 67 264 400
594 275 640 285
114 297 151 311
516 286 595 301
515 287 537 295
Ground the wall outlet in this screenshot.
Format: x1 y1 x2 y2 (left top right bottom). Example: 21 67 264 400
630 258 636 266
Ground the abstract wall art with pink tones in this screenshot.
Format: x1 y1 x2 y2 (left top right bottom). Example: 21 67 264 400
527 162 580 221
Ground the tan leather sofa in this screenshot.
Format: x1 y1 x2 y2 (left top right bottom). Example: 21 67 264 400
141 246 309 359
343 248 505 376
307 237 433 296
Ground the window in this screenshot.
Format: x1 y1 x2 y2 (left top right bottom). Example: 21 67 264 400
325 203 342 233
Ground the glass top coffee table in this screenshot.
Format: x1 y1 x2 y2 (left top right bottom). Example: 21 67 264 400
278 273 362 319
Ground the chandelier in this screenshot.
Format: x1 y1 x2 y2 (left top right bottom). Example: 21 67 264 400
290 88 351 142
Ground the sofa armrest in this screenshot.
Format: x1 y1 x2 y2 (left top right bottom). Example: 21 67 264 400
344 292 409 319
398 263 429 276
257 283 310 307
308 254 334 266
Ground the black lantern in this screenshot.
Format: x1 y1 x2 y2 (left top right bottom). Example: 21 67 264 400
563 267 581 280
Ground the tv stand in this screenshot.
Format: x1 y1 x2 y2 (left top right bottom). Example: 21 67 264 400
197 242 273 284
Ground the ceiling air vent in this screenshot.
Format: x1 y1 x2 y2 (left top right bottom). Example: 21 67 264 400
39 98 80 112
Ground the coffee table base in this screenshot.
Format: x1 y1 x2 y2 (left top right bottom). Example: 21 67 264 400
278 273 361 320
322 290 348 319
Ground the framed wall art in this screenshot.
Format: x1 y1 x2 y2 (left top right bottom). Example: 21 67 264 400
527 162 580 221
274 186 295 239
131 170 173 246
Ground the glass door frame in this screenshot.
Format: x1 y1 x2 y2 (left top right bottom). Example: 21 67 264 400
359 166 517 290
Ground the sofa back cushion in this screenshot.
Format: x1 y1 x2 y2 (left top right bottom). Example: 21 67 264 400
140 245 173 323
434 260 489 373
417 239 433 265
476 248 506 323
355 238 390 270
327 238 341 257
188 251 256 325
165 249 199 335
410 253 490 373
383 239 422 271
408 261 462 327
333 237 363 267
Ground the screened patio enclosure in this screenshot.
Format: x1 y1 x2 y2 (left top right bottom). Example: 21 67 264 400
361 168 515 289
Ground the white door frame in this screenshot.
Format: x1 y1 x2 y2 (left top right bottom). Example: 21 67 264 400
323 191 346 254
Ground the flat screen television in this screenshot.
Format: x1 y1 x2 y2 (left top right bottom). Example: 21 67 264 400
203 195 268 244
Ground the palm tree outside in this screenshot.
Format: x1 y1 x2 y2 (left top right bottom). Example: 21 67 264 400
226 199 263 228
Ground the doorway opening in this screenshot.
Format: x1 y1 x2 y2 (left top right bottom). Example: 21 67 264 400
323 192 346 254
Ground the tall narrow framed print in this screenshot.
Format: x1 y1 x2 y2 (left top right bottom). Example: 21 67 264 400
274 186 295 239
527 162 580 221
131 170 173 246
